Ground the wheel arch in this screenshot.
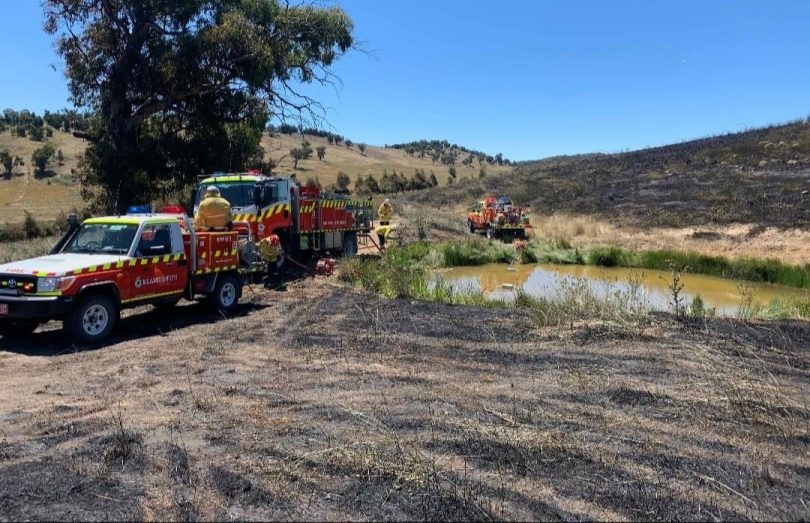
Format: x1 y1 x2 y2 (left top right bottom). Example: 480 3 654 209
77 282 122 307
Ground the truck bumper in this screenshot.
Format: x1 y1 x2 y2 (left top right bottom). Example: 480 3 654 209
0 295 75 321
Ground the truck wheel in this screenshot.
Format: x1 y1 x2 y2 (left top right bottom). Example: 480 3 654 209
208 274 241 313
486 228 494 240
468 220 475 233
65 294 118 344
342 232 358 256
0 319 40 338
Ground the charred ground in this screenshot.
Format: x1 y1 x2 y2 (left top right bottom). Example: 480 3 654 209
0 278 808 520
412 119 810 229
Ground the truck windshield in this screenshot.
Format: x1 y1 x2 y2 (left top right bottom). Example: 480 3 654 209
63 223 138 255
197 182 254 208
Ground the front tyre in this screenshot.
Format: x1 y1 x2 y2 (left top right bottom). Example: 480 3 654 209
208 274 242 314
468 220 475 234
64 294 118 344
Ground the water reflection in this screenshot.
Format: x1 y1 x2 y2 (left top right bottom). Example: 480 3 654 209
436 263 809 315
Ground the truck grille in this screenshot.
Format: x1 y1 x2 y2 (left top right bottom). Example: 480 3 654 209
0 274 37 294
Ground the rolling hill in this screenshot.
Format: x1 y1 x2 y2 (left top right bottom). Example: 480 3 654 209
0 127 512 224
412 119 810 229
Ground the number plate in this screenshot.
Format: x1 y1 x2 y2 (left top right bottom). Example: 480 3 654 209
0 304 8 315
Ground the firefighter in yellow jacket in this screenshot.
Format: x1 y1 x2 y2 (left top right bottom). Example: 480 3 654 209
259 234 284 288
378 198 393 225
194 186 233 230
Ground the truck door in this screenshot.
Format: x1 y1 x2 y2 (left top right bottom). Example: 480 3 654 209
131 223 187 300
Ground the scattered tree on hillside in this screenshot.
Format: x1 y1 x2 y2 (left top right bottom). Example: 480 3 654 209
428 171 438 187
430 152 439 165
32 144 55 173
345 139 353 149
448 166 457 179
316 145 326 161
290 141 313 169
43 0 354 213
358 143 366 155
45 127 53 138
479 166 486 178
15 127 26 138
336 171 351 191
326 135 334 145
0 151 12 176
29 126 44 141
495 153 504 165
57 149 64 166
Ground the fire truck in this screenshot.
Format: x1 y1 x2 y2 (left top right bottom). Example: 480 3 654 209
191 172 373 268
0 213 266 344
467 196 532 242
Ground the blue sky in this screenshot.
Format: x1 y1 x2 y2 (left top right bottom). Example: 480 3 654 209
1 0 809 160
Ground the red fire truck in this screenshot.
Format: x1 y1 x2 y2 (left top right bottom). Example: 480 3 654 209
192 172 373 267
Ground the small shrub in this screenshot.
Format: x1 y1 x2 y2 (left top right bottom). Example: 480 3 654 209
23 212 41 239
688 294 706 316
588 246 626 267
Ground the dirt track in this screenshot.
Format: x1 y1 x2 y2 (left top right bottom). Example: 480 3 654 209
0 277 808 521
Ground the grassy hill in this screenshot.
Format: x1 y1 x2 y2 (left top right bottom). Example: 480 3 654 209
0 129 86 224
0 128 511 224
412 119 810 229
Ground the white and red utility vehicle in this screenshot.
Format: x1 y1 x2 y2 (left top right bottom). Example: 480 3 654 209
0 213 264 343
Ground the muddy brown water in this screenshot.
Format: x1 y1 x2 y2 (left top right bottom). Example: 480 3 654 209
435 263 809 315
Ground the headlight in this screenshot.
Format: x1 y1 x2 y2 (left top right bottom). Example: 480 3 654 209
37 276 76 293
37 277 58 292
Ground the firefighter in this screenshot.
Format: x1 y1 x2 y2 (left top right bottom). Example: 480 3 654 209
259 234 284 288
378 198 393 225
375 224 395 251
194 186 233 231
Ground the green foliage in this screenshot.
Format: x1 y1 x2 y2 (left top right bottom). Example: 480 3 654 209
290 141 313 169
43 0 354 213
0 150 12 174
358 143 366 154
336 172 351 191
345 139 353 149
448 166 457 178
29 126 44 141
23 212 41 239
31 144 56 173
587 246 628 267
316 145 326 161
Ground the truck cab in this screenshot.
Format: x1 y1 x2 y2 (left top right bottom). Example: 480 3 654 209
0 214 247 344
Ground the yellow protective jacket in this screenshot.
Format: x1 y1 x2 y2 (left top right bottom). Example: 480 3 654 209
378 203 393 222
258 237 282 262
195 195 233 230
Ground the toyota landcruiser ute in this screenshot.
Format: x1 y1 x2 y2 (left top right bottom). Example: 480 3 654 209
0 213 259 344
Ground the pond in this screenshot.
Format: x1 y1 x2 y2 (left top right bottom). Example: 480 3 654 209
434 263 809 315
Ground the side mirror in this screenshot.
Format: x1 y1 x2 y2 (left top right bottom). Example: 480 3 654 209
67 213 79 229
149 244 168 256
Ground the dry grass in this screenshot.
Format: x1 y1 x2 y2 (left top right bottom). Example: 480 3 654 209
0 235 55 263
0 129 86 223
0 279 807 520
264 133 512 188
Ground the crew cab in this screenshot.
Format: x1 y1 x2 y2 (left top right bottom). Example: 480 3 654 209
0 214 258 344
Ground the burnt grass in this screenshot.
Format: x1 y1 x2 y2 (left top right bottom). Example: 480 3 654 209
413 119 810 228
0 279 808 520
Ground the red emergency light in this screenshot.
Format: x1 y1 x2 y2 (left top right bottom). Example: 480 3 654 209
160 204 186 214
